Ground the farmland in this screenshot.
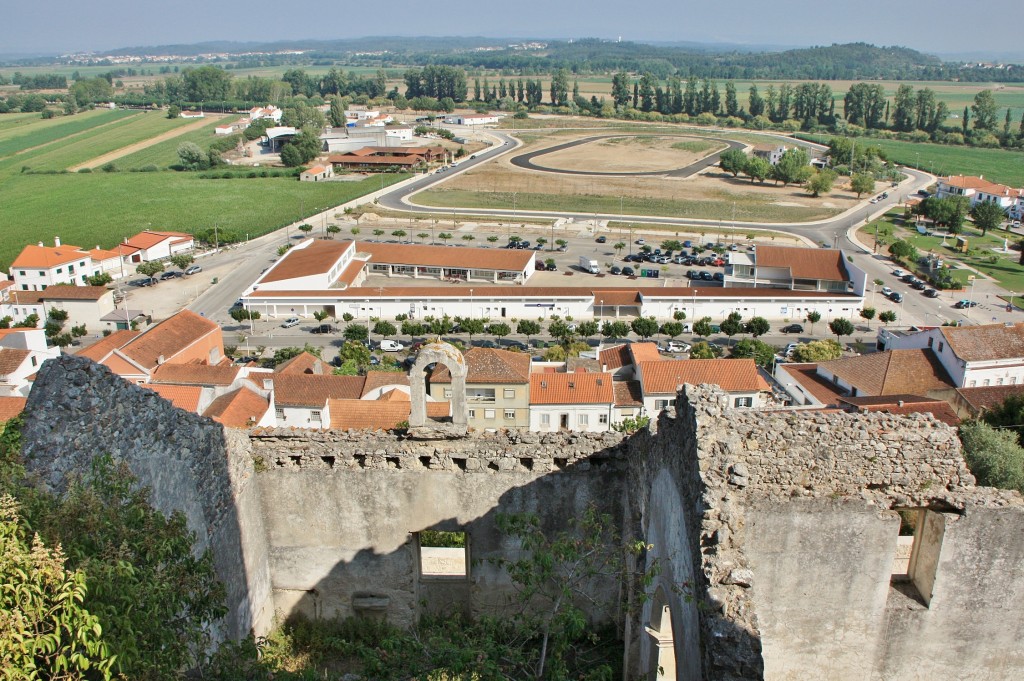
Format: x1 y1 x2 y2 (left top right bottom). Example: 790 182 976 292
797 133 1024 186
0 108 404 270
115 116 240 168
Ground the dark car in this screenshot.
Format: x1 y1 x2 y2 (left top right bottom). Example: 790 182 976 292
134 277 157 287
310 324 335 334
502 340 529 351
535 261 546 271
901 273 916 284
610 266 622 275
911 279 928 290
546 262 557 271
712 272 725 282
781 324 804 334
596 236 606 243
686 270 698 279
160 271 181 281
889 292 904 303
472 339 498 348
699 271 713 280
924 288 940 298
621 266 635 276
954 299 978 309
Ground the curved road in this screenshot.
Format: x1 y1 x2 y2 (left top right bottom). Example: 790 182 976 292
509 134 745 177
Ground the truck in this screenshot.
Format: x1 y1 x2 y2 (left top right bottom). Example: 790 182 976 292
579 256 600 274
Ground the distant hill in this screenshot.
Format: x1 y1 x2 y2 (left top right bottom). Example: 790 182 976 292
106 36 511 57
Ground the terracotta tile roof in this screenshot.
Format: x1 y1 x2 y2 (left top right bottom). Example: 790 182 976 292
204 387 270 428
328 398 449 430
431 347 531 384
614 380 643 407
755 245 848 282
818 349 955 396
38 285 110 301
940 175 1023 197
629 342 662 364
600 344 632 370
837 395 961 426
304 165 327 175
0 349 31 377
125 230 192 251
151 363 240 386
142 384 203 412
378 387 410 401
275 351 325 375
119 310 220 370
329 154 422 165
640 359 770 394
337 259 365 286
11 244 90 269
354 241 534 272
247 285 856 301
939 322 1024 362
593 290 641 306
102 353 147 378
530 372 614 405
0 281 13 291
0 396 26 421
955 385 1024 413
75 330 140 362
259 240 351 283
361 370 410 396
88 247 121 261
778 362 848 405
273 374 365 407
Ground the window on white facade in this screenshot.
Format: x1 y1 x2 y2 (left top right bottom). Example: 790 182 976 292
578 414 589 425
1012 377 1018 385
541 413 550 426
484 409 496 419
734 397 753 408
503 388 515 399
969 381 977 387
275 408 285 421
443 389 452 399
655 399 675 410
983 379 991 386
504 410 515 419
938 342 945 352
311 410 322 423
599 413 608 424
997 378 1004 385
468 409 476 419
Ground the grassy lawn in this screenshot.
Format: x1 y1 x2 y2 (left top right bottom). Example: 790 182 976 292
864 209 1024 298
116 116 240 169
9 111 193 172
414 187 843 223
0 109 138 159
798 133 1024 186
0 172 409 270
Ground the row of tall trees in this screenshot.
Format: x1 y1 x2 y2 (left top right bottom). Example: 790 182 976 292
403 65 468 102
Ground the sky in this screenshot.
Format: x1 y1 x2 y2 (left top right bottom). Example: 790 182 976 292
5 0 1022 58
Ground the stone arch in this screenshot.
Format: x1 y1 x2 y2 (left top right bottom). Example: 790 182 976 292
409 341 467 427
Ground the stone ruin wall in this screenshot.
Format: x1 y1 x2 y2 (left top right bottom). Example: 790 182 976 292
16 356 1024 681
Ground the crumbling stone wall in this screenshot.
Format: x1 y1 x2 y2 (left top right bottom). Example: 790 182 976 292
250 427 630 627
625 385 1024 681
20 355 273 640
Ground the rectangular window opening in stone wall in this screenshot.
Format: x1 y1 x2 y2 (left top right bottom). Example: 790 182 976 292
889 508 945 608
418 531 469 579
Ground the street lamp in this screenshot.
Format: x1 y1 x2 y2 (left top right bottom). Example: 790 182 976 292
598 299 603 321
470 288 474 319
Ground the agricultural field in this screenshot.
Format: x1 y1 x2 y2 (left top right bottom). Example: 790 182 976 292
415 128 856 222
0 107 404 270
113 116 240 169
798 133 1024 186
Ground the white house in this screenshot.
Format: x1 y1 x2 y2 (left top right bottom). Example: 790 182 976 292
249 106 283 123
9 238 101 291
300 165 334 182
269 373 365 428
36 285 116 334
529 372 615 432
179 110 204 119
384 125 414 141
637 358 770 412
117 230 194 264
725 245 865 295
0 328 60 396
880 322 1024 389
752 144 787 165
444 113 501 126
936 175 1023 219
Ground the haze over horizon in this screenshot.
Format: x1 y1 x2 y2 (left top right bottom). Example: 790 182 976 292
5 0 1022 59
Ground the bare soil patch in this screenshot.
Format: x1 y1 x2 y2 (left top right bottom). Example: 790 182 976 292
537 135 723 173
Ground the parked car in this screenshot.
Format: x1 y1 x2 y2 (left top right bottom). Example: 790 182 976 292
881 286 894 297
310 324 335 334
784 343 800 356
712 272 725 282
901 274 916 284
635 238 645 245
610 266 622 275
780 324 804 334
954 299 978 309
133 277 158 287
621 266 635 276
667 341 691 353
596 236 606 243
379 339 405 352
699 271 713 280
184 265 202 275
546 262 557 271
911 279 928 290
281 317 300 328
535 261 546 271
160 271 181 280
924 288 940 298
892 269 904 277
889 292 904 303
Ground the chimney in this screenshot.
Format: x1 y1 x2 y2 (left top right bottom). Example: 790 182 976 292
897 400 905 407
157 354 166 365
37 241 44 247
54 236 61 247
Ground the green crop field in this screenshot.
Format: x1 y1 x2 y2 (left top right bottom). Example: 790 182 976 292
0 109 137 159
0 171 408 270
6 111 195 172
798 133 1024 186
115 116 239 169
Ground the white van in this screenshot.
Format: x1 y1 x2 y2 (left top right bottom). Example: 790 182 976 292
379 339 405 352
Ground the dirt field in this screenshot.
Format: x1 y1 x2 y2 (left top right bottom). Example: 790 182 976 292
67 114 228 171
537 135 724 173
418 129 860 222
